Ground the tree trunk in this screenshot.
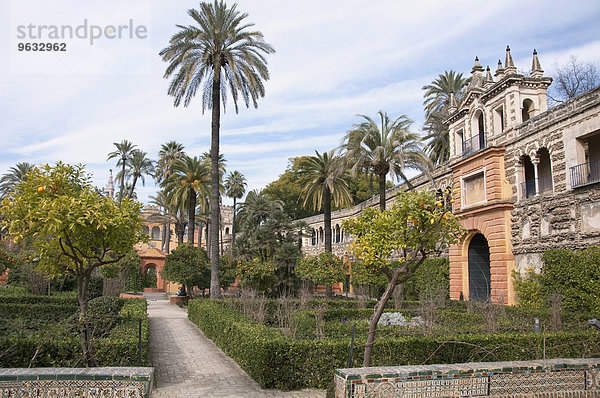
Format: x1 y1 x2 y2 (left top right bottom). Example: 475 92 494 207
323 186 333 298
209 61 222 299
379 173 386 211
363 270 400 367
175 221 185 245
76 272 97 367
119 161 126 203
164 221 171 253
188 187 196 245
220 226 223 255
231 198 237 252
198 222 203 249
128 175 138 199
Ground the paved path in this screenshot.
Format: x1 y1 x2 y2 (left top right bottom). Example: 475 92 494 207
146 293 326 398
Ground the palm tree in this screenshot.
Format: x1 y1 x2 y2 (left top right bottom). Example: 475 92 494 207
236 190 283 231
423 112 451 166
127 150 154 199
160 0 274 298
422 70 468 119
298 150 353 253
342 111 430 211
224 171 246 248
107 140 137 203
0 162 34 198
164 156 210 246
155 141 185 184
422 71 468 165
155 141 186 252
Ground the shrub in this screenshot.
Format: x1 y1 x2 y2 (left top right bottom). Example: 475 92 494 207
403 257 449 301
0 297 149 367
236 258 277 293
189 299 600 390
541 247 600 313
512 268 545 310
0 302 78 321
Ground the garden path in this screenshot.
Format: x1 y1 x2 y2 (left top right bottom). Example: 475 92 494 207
145 292 326 398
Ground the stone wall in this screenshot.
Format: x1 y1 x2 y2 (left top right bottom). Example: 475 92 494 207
0 367 154 398
335 358 600 398
506 86 600 273
299 166 453 259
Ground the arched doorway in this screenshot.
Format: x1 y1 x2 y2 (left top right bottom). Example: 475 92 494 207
144 264 158 289
468 233 490 301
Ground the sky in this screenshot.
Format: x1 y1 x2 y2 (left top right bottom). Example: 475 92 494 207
1 0 599 205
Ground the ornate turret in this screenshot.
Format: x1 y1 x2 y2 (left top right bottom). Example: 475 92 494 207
484 66 494 87
448 92 458 112
495 59 505 79
104 169 115 199
470 56 485 88
530 49 544 78
504 45 517 74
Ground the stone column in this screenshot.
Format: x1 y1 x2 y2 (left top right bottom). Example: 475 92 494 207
532 157 540 196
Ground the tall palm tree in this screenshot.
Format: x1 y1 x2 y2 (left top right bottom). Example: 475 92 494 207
423 112 451 166
0 162 34 198
127 150 154 199
155 141 185 184
298 150 353 253
155 141 186 252
224 170 246 248
160 0 274 298
422 71 468 165
422 70 468 119
107 140 137 203
164 156 210 246
342 111 430 211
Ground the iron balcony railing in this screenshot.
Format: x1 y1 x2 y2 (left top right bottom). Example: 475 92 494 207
570 158 600 188
520 174 553 199
462 133 486 157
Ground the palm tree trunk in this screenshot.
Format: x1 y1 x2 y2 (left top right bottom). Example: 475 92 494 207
119 162 126 203
128 175 138 199
379 173 387 211
188 187 196 245
209 62 222 298
231 198 237 252
323 186 333 298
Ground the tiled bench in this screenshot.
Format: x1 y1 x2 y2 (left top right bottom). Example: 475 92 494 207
335 358 600 397
0 367 154 397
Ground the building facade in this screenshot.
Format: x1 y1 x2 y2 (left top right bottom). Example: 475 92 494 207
299 47 600 304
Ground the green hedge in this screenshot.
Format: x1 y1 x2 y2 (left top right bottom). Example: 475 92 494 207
0 302 79 321
189 299 600 390
0 298 149 367
0 294 78 306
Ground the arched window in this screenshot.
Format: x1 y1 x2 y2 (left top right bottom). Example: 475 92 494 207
522 98 534 122
151 226 161 240
335 224 341 243
465 110 485 155
143 226 150 236
537 148 553 194
311 229 316 246
225 227 230 235
520 155 536 199
319 227 324 244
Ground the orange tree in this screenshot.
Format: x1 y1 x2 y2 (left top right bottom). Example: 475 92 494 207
343 188 464 366
296 252 347 295
236 257 277 294
0 162 144 365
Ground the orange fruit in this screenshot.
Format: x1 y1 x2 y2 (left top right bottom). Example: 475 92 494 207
37 186 45 193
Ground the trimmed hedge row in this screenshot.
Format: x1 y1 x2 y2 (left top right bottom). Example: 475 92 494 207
189 299 600 390
0 298 149 367
0 302 79 321
0 294 78 306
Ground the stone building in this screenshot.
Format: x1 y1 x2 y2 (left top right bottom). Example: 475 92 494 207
299 46 600 304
